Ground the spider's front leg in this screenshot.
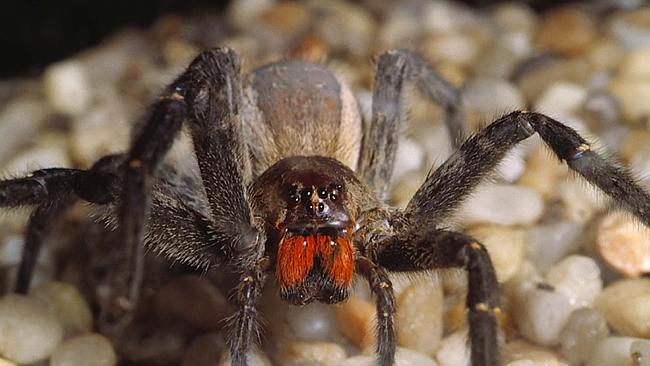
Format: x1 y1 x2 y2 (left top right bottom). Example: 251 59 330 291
372 228 500 366
358 49 464 199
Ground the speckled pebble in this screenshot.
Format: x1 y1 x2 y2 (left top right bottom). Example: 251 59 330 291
395 281 443 356
545 255 602 310
595 278 650 338
0 294 63 364
30 281 93 336
50 334 116 366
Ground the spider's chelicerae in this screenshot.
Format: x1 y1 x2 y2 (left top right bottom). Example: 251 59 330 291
3 48 650 366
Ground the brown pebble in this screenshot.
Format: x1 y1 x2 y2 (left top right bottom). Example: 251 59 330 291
535 7 597 56
335 296 375 350
596 211 650 277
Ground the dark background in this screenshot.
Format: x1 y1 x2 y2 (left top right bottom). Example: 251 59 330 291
0 0 575 78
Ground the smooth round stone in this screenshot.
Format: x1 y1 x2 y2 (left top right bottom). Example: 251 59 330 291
534 81 587 117
516 58 591 102
609 78 650 124
505 361 538 366
276 341 347 366
490 2 537 33
182 333 226 366
545 255 602 309
596 211 650 277
619 49 650 78
0 235 24 267
586 337 638 366
341 355 375 366
583 91 621 126
287 302 339 342
517 287 573 347
394 347 438 366
466 225 526 283
559 308 609 365
631 339 650 366
555 179 605 225
534 7 596 56
395 281 444 356
3 144 71 176
462 78 526 126
595 278 650 337
43 60 92 116
423 34 478 66
50 334 116 366
0 294 63 364
0 357 16 366
435 330 469 366
312 0 377 56
227 0 275 30
155 275 232 330
609 8 650 49
30 281 93 336
336 296 375 350
518 148 567 199
458 183 544 226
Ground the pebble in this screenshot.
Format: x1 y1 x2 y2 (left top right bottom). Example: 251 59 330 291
155 275 232 330
609 76 650 124
501 340 562 366
0 235 24 267
0 294 63 364
392 138 425 182
50 334 116 366
516 58 591 102
619 49 650 79
287 302 339 342
534 82 587 117
336 296 375 350
312 0 377 56
459 183 544 226
516 287 573 346
517 148 567 198
586 336 637 366
534 7 597 56
0 358 16 366
504 361 538 366
182 333 226 366
462 78 526 130
631 339 650 366
43 60 92 116
490 2 537 33
340 355 376 366
276 341 347 366
596 211 650 277
423 34 479 67
435 330 469 366
466 225 526 283
0 98 49 165
120 327 186 365
555 178 606 225
559 308 609 365
29 281 93 337
227 0 275 31
395 281 444 356
545 255 602 309
609 8 650 49
595 278 650 337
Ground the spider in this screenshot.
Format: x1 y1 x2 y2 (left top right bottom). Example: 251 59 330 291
2 48 650 366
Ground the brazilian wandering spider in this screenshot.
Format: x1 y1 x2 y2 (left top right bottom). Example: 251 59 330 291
2 48 650 365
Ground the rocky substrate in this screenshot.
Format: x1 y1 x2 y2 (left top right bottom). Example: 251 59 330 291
2 0 650 365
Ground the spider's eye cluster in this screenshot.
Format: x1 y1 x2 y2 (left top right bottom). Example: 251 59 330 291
287 183 342 206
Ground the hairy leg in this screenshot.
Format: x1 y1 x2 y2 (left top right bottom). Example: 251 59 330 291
375 229 500 366
407 111 650 226
358 49 464 199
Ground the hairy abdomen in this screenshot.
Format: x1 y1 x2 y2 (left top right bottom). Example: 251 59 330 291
242 60 362 176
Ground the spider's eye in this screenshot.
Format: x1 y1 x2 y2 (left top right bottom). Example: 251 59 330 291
288 185 300 203
318 188 328 199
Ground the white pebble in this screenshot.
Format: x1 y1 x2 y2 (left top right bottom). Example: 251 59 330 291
0 294 63 363
0 98 48 164
462 78 526 120
534 81 587 117
30 281 93 336
287 302 339 342
341 355 376 366
559 308 609 365
586 337 638 366
276 341 347 366
505 361 538 366
459 184 544 226
435 330 469 366
517 287 573 346
50 334 116 366
395 347 438 366
609 78 650 124
0 235 24 267
545 255 602 309
3 145 71 175
467 225 526 283
392 138 425 182
43 60 92 116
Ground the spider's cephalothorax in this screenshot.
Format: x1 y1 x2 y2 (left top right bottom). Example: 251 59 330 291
252 156 370 305
3 48 650 366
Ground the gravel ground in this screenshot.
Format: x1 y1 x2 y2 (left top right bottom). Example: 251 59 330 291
2 0 650 365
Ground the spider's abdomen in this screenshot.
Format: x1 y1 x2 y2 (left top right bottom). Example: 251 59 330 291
242 60 362 176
